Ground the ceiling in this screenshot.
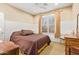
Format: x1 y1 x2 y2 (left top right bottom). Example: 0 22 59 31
9 3 72 15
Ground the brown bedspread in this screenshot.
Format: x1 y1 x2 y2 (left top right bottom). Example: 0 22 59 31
11 34 51 55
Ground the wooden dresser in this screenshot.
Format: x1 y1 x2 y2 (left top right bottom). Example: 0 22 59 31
64 35 79 55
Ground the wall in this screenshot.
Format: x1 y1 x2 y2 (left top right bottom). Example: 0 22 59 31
0 4 34 41
34 7 73 42
33 15 40 33
73 4 79 20
0 13 4 41
72 3 79 33
60 7 74 35
5 21 33 40
34 7 73 34
0 4 34 23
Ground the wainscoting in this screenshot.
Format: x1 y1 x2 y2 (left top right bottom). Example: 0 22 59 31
4 20 34 41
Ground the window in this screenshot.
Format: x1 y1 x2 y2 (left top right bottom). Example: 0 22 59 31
41 14 55 33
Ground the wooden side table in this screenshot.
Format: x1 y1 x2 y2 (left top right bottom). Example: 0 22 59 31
0 41 19 55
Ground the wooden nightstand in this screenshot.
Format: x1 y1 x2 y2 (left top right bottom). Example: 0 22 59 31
0 41 19 55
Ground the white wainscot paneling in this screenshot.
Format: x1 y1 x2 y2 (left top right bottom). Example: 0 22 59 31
61 20 74 35
4 20 33 41
33 24 38 33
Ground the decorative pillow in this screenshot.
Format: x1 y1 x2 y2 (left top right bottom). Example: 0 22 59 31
21 30 33 36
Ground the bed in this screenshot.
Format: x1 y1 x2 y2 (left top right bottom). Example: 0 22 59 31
10 30 51 55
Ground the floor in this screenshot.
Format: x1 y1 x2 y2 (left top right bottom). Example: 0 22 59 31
20 41 65 55
40 42 65 55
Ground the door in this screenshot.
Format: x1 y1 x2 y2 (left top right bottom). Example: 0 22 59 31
41 14 55 41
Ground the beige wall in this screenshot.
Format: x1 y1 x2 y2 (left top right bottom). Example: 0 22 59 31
33 15 40 33
0 3 34 23
0 3 34 41
61 7 72 21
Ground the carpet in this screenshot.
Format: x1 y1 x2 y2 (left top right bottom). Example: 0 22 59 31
40 42 65 55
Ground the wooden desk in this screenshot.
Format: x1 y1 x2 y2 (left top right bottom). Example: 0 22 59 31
0 41 19 55
64 35 79 55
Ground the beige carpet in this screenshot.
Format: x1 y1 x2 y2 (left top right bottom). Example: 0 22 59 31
40 42 65 55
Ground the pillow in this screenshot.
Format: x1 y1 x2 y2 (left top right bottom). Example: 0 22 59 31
21 30 33 36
